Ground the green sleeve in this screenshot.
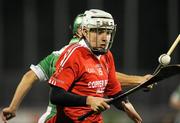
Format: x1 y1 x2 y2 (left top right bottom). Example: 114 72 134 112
30 53 59 81
30 46 67 81
38 53 59 78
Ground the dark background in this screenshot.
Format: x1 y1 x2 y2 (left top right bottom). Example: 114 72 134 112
0 0 180 122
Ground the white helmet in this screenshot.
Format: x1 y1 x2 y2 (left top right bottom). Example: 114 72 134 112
82 9 115 30
82 9 116 55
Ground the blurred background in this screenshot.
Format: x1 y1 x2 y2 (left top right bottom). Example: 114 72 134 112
0 0 180 122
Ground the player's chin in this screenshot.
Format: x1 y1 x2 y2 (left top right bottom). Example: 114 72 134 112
97 46 106 50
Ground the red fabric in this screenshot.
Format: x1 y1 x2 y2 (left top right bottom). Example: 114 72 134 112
49 43 121 122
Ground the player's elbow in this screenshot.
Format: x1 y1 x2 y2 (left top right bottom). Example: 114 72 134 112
23 70 39 82
50 86 64 105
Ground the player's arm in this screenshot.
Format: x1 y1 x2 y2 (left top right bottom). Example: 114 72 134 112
107 52 142 123
116 72 151 86
1 53 56 122
50 85 111 112
109 92 142 123
121 101 142 123
1 70 38 122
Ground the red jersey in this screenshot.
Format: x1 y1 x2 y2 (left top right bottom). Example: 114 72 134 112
49 40 122 123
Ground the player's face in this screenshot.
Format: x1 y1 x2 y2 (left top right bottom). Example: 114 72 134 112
87 28 112 51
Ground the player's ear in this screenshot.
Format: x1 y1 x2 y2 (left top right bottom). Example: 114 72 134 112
82 27 88 37
77 28 83 37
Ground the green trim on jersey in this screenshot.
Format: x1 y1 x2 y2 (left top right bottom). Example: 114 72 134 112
37 53 59 122
44 101 57 121
69 37 80 44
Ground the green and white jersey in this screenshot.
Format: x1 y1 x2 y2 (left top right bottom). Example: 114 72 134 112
30 49 64 81
30 48 66 123
30 38 79 123
69 36 80 44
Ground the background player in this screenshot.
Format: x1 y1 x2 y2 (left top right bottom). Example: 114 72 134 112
1 13 150 123
170 84 180 123
1 14 83 123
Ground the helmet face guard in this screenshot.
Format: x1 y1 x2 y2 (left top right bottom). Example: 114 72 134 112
88 25 116 55
82 9 117 55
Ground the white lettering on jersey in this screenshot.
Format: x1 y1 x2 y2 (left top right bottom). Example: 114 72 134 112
88 80 108 94
86 64 104 76
96 64 103 76
87 68 96 73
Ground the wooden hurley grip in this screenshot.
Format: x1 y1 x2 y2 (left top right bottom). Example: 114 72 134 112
167 34 180 56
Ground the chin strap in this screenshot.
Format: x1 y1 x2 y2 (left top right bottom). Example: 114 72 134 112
84 39 107 55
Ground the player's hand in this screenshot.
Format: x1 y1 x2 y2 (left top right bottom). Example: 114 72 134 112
143 74 153 81
1 107 16 123
122 101 142 123
86 96 112 112
133 74 152 85
142 74 154 92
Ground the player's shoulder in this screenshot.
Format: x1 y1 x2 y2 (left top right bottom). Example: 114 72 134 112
55 43 87 66
107 50 113 55
49 44 84 58
100 50 114 63
104 50 113 58
52 45 69 56
65 42 89 55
